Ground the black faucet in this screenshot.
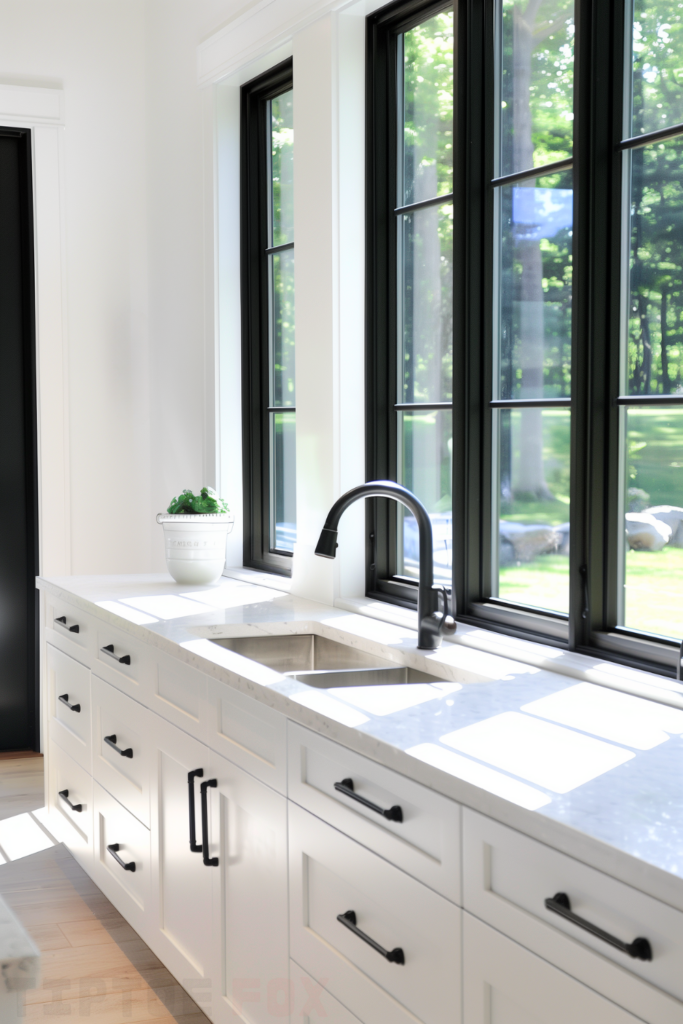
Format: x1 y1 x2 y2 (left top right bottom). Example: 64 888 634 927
314 480 457 650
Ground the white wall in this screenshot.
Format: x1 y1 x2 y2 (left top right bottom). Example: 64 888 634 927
0 0 375 598
0 0 150 575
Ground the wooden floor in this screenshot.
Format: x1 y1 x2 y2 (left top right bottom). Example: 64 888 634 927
0 759 210 1022
0 754 44 821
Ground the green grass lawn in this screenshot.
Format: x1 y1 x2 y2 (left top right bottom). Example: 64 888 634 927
499 547 683 638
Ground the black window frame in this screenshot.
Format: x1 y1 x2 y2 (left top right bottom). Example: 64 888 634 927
241 59 295 576
367 0 683 677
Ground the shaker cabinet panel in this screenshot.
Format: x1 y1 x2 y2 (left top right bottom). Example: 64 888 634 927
46 739 93 870
463 913 647 1024
207 749 289 1024
91 781 151 941
47 643 91 771
147 713 215 1016
91 674 153 827
289 802 461 1024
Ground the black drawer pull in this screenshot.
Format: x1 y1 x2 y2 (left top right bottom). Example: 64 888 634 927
337 910 405 964
545 893 652 961
200 778 219 866
104 734 133 758
101 644 131 665
54 615 79 634
58 789 82 813
188 768 204 853
334 778 403 822
58 694 81 713
107 843 135 872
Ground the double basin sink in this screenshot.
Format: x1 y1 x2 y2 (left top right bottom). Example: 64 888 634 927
210 634 449 687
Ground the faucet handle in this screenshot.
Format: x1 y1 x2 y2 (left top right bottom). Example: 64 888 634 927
434 586 457 636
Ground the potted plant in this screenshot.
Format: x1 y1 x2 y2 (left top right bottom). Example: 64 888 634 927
157 487 234 585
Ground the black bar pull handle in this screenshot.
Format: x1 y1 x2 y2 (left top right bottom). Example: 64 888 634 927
58 789 82 813
104 734 133 758
101 644 131 666
58 694 81 713
336 910 405 964
334 778 403 823
545 893 652 961
107 843 136 872
200 778 219 866
188 768 204 853
54 615 79 634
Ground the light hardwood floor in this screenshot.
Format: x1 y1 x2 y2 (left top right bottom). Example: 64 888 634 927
0 754 44 821
0 759 211 1022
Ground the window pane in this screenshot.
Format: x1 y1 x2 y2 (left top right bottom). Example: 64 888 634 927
497 171 573 400
399 202 453 403
499 0 574 176
397 409 452 583
270 411 296 552
631 0 683 138
269 248 295 407
626 137 683 395
621 406 683 638
401 11 453 206
495 408 570 613
270 90 293 246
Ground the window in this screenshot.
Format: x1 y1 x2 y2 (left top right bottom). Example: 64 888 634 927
368 0 683 674
241 60 296 575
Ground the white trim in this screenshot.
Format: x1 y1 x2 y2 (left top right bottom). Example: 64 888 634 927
0 84 64 126
0 86 70 576
197 0 390 86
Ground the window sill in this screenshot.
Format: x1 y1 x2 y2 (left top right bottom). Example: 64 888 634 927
222 565 292 594
335 597 683 711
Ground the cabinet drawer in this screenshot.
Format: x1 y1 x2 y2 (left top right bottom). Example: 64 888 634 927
463 808 683 1023
45 596 94 657
47 644 91 771
288 722 461 902
91 675 153 827
207 675 286 793
289 803 461 1024
463 912 647 1024
149 651 208 741
92 782 151 938
290 961 362 1023
94 622 153 700
46 741 93 865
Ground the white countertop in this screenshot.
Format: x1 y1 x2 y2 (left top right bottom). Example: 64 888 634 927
0 893 40 993
38 572 683 911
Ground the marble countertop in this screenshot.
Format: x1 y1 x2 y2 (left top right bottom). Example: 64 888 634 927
38 572 683 911
0 894 40 993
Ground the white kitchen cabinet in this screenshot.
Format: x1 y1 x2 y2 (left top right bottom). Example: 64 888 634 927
46 643 91 771
206 748 289 1024
463 912 648 1024
45 739 93 870
289 802 461 1024
147 712 216 1014
91 780 151 939
91 673 153 827
290 960 362 1022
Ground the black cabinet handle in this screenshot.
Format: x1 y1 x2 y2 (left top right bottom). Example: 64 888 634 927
334 778 403 823
107 843 135 872
54 615 79 634
104 734 133 758
188 768 204 853
101 644 131 666
58 693 81 713
58 789 82 813
545 893 652 961
200 778 218 866
336 910 405 964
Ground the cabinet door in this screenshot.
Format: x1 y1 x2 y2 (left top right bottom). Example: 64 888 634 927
463 912 647 1024
206 749 289 1024
148 713 215 1019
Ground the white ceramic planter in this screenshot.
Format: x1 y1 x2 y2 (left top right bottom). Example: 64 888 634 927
156 513 234 585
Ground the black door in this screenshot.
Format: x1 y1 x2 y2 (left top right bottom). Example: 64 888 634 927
0 128 38 752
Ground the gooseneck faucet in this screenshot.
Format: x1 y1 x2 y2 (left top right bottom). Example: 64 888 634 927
314 480 457 650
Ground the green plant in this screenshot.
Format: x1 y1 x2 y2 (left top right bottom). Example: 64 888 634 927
167 487 229 515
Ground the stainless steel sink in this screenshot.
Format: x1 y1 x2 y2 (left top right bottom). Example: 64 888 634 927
210 634 396 673
209 634 451 688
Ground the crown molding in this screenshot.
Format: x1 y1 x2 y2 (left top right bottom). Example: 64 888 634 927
0 84 64 127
